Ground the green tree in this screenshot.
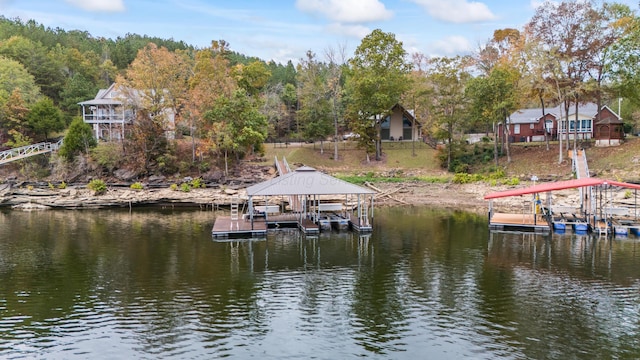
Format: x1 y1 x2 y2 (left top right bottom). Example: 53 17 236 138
234 60 271 97
59 117 97 161
59 73 98 117
0 56 41 104
425 56 472 171
0 35 64 103
346 29 411 161
204 89 268 171
281 82 297 136
466 66 519 165
297 51 333 153
26 97 64 142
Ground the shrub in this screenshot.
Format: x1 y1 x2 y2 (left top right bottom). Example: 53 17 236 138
130 182 144 190
170 183 178 191
625 190 633 199
88 179 107 194
190 177 205 189
90 143 122 173
59 117 97 161
180 183 191 192
57 181 67 189
505 177 520 186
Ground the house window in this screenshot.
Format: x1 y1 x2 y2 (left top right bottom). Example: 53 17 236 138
545 120 553 132
514 124 520 134
581 119 592 133
402 116 412 140
381 117 390 129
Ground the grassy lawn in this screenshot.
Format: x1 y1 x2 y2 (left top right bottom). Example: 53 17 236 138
261 137 640 182
262 140 444 175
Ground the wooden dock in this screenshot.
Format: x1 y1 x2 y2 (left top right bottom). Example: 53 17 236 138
212 216 267 239
299 218 320 234
489 213 550 233
212 211 373 238
348 213 373 233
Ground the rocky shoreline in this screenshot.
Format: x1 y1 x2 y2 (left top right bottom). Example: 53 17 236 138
5 175 621 214
0 181 518 213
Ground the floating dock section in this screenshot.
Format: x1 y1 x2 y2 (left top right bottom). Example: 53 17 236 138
488 213 550 233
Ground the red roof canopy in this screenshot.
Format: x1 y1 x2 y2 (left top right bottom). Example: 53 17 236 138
484 177 615 200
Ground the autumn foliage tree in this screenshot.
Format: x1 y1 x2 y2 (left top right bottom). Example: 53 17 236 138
117 43 192 171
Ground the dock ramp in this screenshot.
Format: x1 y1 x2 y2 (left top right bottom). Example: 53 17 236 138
0 140 63 165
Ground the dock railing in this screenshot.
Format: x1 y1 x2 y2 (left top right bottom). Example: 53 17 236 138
0 139 63 165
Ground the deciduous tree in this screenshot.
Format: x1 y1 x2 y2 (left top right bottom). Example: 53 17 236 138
425 56 472 171
346 29 411 161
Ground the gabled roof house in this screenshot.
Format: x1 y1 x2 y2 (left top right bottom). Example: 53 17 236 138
78 83 176 141
380 103 421 141
499 103 622 146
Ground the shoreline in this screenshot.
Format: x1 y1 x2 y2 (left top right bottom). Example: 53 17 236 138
0 181 519 214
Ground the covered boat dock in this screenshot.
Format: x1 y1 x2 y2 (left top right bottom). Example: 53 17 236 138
212 166 375 239
484 177 640 234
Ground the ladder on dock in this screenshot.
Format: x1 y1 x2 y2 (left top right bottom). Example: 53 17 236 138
230 196 239 230
0 139 63 165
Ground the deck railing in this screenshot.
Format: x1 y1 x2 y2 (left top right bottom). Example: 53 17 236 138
0 139 63 165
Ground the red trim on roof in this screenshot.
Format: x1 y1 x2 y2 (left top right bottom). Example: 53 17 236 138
607 180 640 190
484 178 606 200
485 177 640 200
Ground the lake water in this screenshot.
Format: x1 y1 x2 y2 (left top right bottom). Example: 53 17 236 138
1 207 639 359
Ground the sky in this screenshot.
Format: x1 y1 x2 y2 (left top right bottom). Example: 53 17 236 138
0 0 638 64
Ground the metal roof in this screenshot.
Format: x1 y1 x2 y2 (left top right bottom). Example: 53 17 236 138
507 103 619 124
246 166 375 196
78 99 123 106
484 177 640 200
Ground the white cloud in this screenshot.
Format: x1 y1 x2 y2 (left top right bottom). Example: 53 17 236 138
326 23 370 38
295 0 393 23
410 0 496 23
429 35 473 55
65 0 125 12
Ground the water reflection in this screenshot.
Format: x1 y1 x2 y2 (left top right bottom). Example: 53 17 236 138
0 208 639 359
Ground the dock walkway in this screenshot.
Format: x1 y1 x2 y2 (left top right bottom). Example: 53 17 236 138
489 213 550 233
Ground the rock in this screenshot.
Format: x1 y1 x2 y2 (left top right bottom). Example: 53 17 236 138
148 175 165 183
224 188 238 195
114 168 138 181
203 170 224 182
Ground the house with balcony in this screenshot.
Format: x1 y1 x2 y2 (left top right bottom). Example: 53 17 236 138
78 83 176 141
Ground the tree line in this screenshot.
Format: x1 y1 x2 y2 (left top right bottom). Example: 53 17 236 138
2 1 640 178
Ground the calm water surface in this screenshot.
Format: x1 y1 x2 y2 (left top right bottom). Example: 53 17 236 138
0 207 639 359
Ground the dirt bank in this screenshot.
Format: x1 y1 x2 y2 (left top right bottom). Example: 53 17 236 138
1 179 632 214
0 181 522 213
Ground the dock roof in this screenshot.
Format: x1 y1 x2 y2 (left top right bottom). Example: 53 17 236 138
246 166 375 196
484 178 640 200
